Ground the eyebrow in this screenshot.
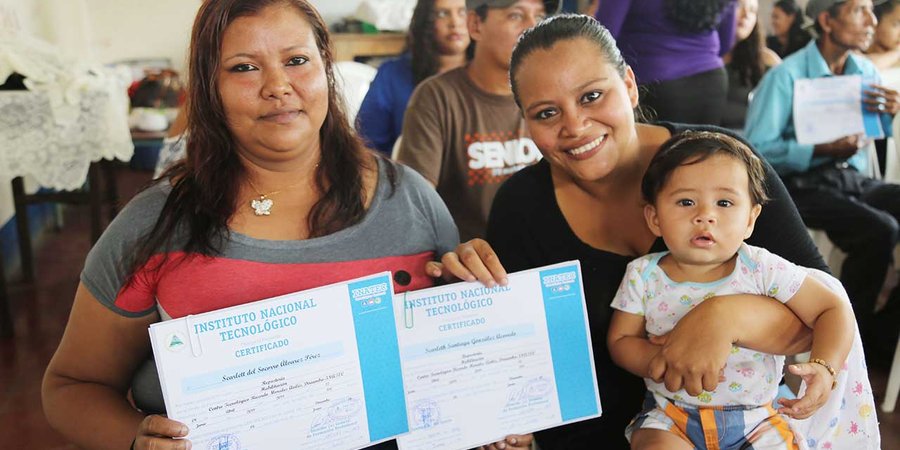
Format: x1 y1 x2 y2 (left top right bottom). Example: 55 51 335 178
667 187 741 196
222 44 311 62
524 77 608 112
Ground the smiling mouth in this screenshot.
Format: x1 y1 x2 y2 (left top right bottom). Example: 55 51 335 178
567 135 606 156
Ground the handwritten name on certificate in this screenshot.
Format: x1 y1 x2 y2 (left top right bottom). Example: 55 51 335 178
149 273 407 450
394 261 601 450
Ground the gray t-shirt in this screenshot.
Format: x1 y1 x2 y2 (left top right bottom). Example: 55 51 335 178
81 158 459 412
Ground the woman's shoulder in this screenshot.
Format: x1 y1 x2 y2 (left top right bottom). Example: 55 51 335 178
386 157 427 188
370 54 414 88
415 66 470 96
761 48 782 69
381 157 444 207
113 181 171 230
375 53 412 74
87 182 173 258
493 160 552 207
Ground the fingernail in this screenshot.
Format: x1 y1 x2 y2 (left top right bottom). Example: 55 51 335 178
500 277 509 286
181 426 189 435
509 438 517 444
497 443 506 450
185 441 192 449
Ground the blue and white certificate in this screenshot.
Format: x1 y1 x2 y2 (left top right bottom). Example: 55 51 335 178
394 261 601 450
149 273 407 450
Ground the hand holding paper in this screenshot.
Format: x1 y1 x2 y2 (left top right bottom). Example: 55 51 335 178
793 75 886 145
863 83 900 115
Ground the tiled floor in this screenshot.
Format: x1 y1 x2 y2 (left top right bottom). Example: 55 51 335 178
0 166 897 449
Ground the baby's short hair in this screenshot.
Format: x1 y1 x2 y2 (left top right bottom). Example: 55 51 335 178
641 131 770 206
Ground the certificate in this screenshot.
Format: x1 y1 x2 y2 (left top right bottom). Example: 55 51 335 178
149 273 407 450
793 74 884 145
394 261 601 450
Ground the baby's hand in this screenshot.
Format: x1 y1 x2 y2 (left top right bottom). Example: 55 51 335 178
777 363 835 419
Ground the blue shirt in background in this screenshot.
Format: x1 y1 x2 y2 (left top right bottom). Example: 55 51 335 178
744 40 892 176
356 53 416 156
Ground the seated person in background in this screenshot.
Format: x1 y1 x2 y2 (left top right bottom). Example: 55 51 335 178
744 0 900 361
608 131 866 449
595 0 737 125
767 0 812 58
396 0 559 241
865 0 900 70
722 0 781 131
356 0 470 156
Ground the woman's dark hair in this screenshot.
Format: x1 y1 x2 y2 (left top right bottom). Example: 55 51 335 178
131 0 375 276
665 0 731 33
641 131 769 206
774 0 801 17
875 0 900 21
510 15 625 105
509 14 648 121
408 0 440 84
775 0 811 55
407 0 469 84
731 22 765 87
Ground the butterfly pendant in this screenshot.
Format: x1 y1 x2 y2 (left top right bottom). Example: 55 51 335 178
251 197 274 216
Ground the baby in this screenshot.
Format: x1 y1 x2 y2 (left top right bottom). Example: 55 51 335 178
607 131 856 450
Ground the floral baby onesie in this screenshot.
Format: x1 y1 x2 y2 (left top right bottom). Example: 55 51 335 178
611 243 880 449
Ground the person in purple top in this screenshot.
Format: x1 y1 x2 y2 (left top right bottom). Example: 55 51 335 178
596 0 736 125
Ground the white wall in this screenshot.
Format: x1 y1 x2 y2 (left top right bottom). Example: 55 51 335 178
312 0 363 25
33 0 365 75
79 0 200 74
0 0 43 38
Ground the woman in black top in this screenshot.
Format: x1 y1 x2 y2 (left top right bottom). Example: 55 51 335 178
722 0 781 131
442 15 827 449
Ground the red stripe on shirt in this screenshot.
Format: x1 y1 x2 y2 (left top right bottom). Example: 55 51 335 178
116 251 438 318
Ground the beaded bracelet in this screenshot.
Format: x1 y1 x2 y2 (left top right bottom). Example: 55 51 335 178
810 358 837 390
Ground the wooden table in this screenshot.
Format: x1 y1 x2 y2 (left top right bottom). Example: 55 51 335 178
332 32 406 62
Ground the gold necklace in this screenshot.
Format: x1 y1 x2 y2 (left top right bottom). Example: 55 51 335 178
246 177 309 217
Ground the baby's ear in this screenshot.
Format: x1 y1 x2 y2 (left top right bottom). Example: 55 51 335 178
644 204 663 237
744 203 763 239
